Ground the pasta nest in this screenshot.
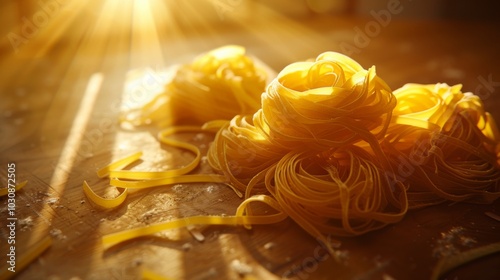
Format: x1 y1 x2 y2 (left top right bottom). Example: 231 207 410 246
121 45 267 126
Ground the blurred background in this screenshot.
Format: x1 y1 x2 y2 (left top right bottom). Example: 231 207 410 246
1 0 499 68
1 0 499 80
1 0 500 61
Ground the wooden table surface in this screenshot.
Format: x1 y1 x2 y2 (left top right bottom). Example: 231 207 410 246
1 1 500 279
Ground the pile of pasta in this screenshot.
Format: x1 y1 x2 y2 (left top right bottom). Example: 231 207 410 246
84 46 500 265
121 45 267 127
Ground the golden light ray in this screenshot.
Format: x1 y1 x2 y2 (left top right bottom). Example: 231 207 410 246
23 0 89 58
148 0 192 59
0 0 87 87
174 1 226 47
226 1 333 61
39 0 127 150
29 73 103 246
31 0 129 251
130 0 165 68
49 73 104 190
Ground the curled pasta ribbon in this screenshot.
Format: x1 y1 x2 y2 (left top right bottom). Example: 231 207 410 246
0 180 27 197
83 181 129 209
127 126 241 198
82 151 142 208
386 83 500 207
83 127 241 209
102 195 286 250
109 126 203 180
110 174 226 189
121 45 267 127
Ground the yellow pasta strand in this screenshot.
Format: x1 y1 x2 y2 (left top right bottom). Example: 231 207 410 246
109 174 242 198
97 151 143 178
142 269 174 280
110 174 226 189
269 149 408 237
83 127 226 208
0 181 27 197
0 236 52 280
109 126 203 180
102 195 287 250
82 151 143 209
82 181 128 209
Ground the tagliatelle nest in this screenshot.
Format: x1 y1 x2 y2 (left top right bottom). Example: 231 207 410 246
121 45 267 127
